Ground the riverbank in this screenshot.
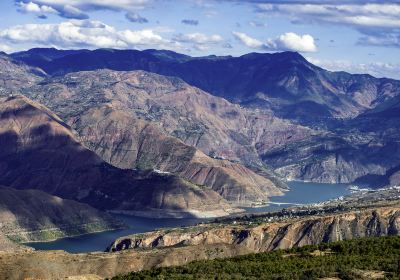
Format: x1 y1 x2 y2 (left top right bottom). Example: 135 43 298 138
24 181 351 253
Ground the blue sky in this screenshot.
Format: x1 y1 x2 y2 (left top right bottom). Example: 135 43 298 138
0 0 399 78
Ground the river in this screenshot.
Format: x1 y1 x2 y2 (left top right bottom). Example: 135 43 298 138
26 181 350 253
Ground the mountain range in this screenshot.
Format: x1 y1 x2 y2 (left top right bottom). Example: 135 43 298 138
0 47 398 221
11 48 400 126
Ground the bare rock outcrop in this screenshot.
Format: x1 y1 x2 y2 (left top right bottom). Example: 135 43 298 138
0 206 399 280
108 206 400 252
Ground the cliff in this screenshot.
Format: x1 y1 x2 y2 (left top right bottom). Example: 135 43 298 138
107 206 400 252
0 204 398 280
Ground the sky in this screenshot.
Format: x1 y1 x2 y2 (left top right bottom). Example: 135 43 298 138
0 0 399 79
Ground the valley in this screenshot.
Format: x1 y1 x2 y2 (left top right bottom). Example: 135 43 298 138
0 47 398 279
25 181 351 253
0 187 398 279
1 0 400 278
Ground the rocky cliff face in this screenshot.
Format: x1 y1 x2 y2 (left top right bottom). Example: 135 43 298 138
0 205 398 280
0 186 123 243
0 95 238 217
108 206 400 253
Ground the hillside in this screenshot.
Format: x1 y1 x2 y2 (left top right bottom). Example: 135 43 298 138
0 189 398 279
20 69 297 204
0 53 44 95
115 236 400 280
0 95 239 217
0 186 123 244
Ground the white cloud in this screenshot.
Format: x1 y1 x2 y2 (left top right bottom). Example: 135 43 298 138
18 1 58 14
16 0 152 19
0 20 173 50
174 33 223 44
120 29 164 45
61 4 88 19
271 32 317 52
257 3 400 29
358 33 400 49
307 57 400 80
173 32 223 51
233 31 317 52
19 0 151 11
232 32 263 48
256 2 400 48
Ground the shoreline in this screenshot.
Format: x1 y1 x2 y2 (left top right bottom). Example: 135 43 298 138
108 208 244 219
22 181 356 250
21 225 127 245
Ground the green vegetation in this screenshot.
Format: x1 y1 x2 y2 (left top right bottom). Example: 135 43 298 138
112 236 400 280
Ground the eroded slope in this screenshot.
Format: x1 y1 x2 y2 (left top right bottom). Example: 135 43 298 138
0 95 235 217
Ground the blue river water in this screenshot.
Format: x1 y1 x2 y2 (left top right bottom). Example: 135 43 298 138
26 181 350 253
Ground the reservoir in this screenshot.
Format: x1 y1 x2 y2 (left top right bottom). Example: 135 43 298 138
26 181 351 253
245 181 351 213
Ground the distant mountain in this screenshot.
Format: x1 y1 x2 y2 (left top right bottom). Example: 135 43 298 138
0 95 240 218
0 186 123 244
11 48 400 125
10 48 89 70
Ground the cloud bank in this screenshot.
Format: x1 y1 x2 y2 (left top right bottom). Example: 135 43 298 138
0 20 172 49
256 2 400 48
0 19 227 53
307 57 400 79
233 31 317 52
16 0 152 20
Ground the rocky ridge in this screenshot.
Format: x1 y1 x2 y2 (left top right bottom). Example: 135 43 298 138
107 206 400 253
0 199 398 279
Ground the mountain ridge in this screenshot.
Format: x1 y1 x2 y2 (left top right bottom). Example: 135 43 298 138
3 48 400 187
11 48 400 125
